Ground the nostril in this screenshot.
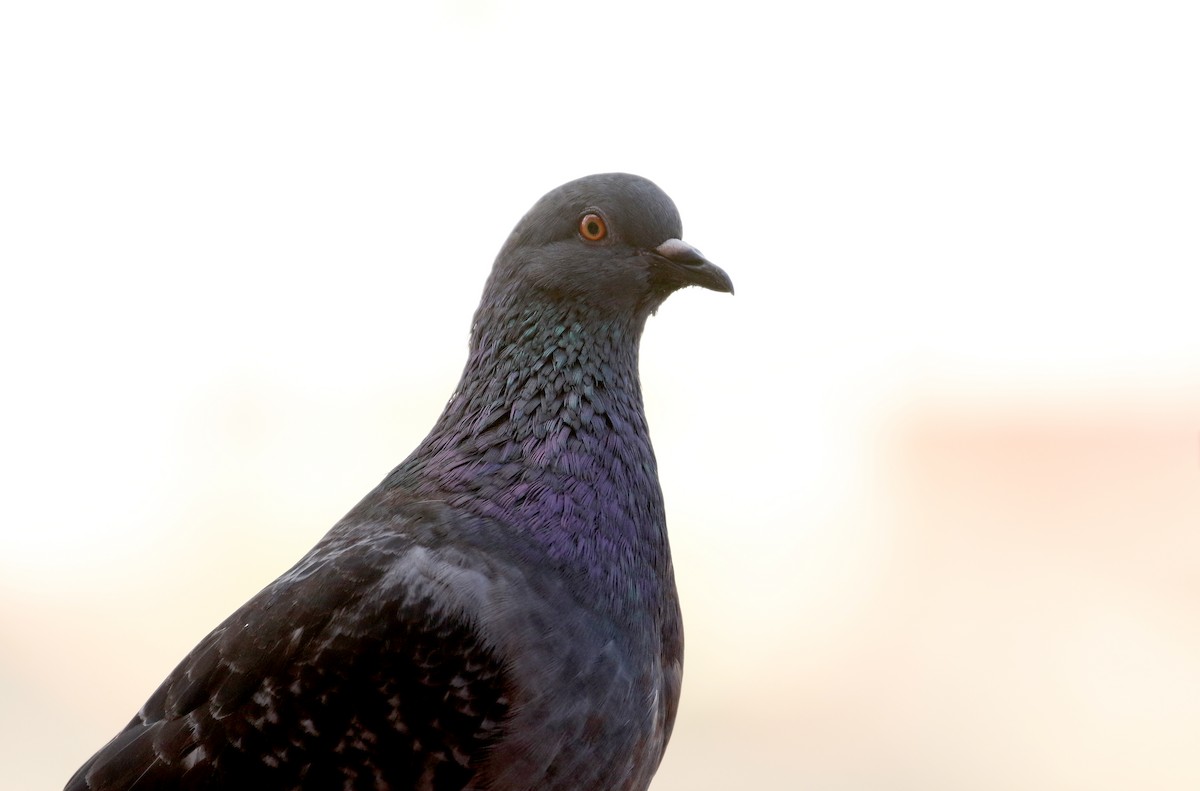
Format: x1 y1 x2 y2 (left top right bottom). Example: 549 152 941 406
654 238 707 264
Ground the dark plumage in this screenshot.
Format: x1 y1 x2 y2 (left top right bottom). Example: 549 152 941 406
66 173 733 791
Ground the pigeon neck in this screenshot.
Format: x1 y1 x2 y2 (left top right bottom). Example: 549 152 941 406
394 295 671 605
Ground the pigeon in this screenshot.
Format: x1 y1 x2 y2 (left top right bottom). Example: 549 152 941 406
66 172 733 791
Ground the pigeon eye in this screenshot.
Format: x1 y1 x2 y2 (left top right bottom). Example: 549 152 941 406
579 213 607 242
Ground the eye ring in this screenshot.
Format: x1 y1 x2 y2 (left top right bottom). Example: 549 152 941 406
578 213 608 242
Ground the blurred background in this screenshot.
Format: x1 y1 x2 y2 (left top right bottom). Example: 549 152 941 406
3 2 1199 789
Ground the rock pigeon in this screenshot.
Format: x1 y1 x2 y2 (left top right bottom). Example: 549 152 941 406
65 173 733 791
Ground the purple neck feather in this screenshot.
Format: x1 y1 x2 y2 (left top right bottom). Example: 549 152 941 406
386 291 673 604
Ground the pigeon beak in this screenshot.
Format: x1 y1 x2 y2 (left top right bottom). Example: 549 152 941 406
653 239 735 295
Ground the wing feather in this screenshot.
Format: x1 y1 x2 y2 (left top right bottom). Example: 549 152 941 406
68 517 512 791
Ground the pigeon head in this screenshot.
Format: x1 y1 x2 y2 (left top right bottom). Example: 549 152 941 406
485 173 733 320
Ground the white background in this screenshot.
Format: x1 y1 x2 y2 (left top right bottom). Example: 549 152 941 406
3 2 1199 788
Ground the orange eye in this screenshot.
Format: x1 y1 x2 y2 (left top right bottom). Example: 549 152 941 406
579 213 607 241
